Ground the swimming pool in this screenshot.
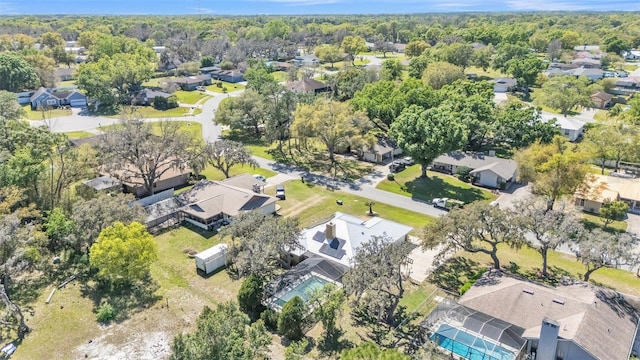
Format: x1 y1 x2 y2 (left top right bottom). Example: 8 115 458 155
273 275 329 307
431 324 516 360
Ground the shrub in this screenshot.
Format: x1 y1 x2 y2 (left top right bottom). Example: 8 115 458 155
96 302 116 323
387 173 395 181
278 296 307 341
222 87 228 93
216 82 223 88
238 274 265 317
459 282 472 295
260 309 279 330
456 166 472 182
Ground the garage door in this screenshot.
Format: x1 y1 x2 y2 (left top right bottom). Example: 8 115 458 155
69 99 87 107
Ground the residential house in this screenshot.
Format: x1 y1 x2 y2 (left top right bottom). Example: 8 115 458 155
16 90 35 105
55 68 75 82
569 68 604 81
293 212 412 267
265 61 294 72
425 271 640 360
29 87 87 109
610 78 640 96
359 138 402 163
134 88 172 106
64 45 85 54
199 66 221 75
152 46 166 54
590 91 613 109
431 152 518 189
286 78 329 94
104 158 191 198
170 75 211 91
208 69 244 83
548 62 579 71
177 174 277 230
392 43 406 53
493 77 517 93
573 45 601 52
575 51 602 60
292 54 320 67
540 113 584 142
570 58 601 69
575 173 640 214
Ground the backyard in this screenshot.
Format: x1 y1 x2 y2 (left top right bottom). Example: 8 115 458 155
377 165 497 204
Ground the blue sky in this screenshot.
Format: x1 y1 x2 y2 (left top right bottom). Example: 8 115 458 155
1 0 639 15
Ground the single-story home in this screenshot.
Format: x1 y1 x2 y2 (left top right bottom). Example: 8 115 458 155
209 69 245 83
134 88 173 106
199 66 221 75
170 75 212 91
610 78 640 96
55 68 75 82
573 45 601 52
425 271 640 360
286 78 330 94
569 68 604 81
570 58 601 69
266 61 294 72
292 55 320 67
548 62 579 71
177 174 276 230
104 158 191 198
293 212 413 267
590 91 613 109
575 173 640 214
540 113 584 142
30 87 87 109
623 50 640 60
493 77 517 93
431 152 518 189
392 43 406 53
359 138 402 163
16 90 35 105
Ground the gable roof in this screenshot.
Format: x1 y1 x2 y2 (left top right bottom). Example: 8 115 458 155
178 179 276 219
295 212 413 267
30 87 86 102
171 75 210 84
539 113 585 131
458 272 640 360
578 174 640 203
433 152 518 179
286 78 328 92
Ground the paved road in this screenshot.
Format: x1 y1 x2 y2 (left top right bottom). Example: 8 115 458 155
30 90 242 144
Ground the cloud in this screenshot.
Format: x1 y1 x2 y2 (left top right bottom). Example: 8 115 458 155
505 0 640 10
249 0 340 5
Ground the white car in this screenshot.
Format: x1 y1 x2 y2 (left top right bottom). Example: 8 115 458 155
253 174 266 182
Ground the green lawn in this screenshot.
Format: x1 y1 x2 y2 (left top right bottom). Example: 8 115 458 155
206 82 245 93
377 166 497 204
100 121 203 141
269 179 434 233
460 243 640 296
57 80 77 88
271 71 288 82
623 64 639 72
200 164 277 181
222 131 277 160
106 106 198 119
21 105 72 120
581 212 628 233
465 66 507 79
142 76 172 88
353 59 371 66
173 90 211 105
593 109 609 121
64 131 95 139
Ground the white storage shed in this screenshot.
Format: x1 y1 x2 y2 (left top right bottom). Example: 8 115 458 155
195 244 228 275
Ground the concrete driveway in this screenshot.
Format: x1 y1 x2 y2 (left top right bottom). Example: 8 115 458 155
493 183 531 209
626 213 640 237
406 237 446 283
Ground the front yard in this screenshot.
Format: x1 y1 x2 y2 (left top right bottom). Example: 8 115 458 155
21 105 72 121
377 165 497 204
105 106 200 119
205 82 245 93
173 90 211 105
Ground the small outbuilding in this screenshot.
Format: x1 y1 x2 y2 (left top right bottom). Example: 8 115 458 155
195 244 228 275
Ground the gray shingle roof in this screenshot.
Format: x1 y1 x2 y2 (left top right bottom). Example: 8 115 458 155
433 152 517 180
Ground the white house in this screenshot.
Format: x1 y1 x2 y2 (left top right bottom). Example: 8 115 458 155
540 114 585 142
493 77 517 92
359 138 402 163
294 212 413 267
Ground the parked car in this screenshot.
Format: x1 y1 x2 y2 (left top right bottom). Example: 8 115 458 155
276 184 286 200
253 174 266 182
401 156 415 166
389 161 406 173
432 197 464 211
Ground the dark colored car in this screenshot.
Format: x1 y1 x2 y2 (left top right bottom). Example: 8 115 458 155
389 161 406 173
276 184 286 200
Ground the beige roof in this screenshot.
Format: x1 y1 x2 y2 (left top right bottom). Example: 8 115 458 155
286 78 328 92
459 272 640 360
103 157 190 189
577 174 640 202
178 179 276 220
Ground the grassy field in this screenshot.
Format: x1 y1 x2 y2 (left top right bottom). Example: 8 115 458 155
200 164 277 181
21 105 72 120
581 212 628 233
14 224 240 360
465 66 507 79
173 90 211 105
271 71 288 82
206 82 245 93
142 76 172 88
593 109 609 121
268 179 434 232
64 131 95 139
100 121 203 140
106 106 198 119
57 80 77 88
377 165 497 204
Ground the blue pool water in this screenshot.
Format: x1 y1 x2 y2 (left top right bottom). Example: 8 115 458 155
431 324 516 360
274 275 329 307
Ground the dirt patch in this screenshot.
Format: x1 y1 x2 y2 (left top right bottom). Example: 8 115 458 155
75 330 171 360
280 194 324 218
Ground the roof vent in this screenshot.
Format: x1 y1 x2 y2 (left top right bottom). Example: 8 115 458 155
522 289 534 295
552 299 565 305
